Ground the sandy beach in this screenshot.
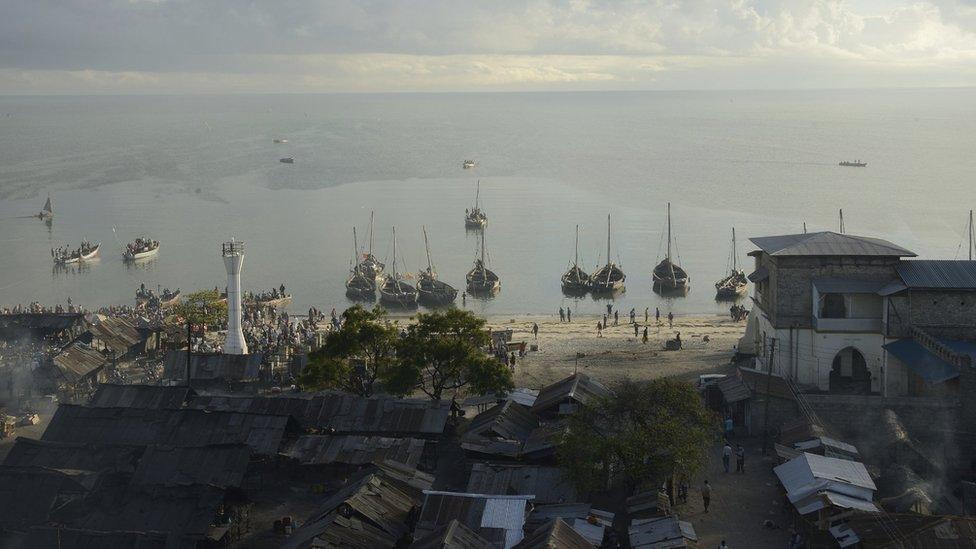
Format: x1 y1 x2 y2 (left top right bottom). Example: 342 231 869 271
484 313 747 389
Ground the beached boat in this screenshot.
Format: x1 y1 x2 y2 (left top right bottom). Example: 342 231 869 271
346 228 376 301
715 228 747 299
464 180 488 229
279 157 294 164
255 294 292 308
379 228 419 308
589 214 625 293
159 289 181 307
652 203 690 293
357 212 386 279
466 230 500 294
561 224 590 295
839 160 866 167
53 241 99 265
417 226 457 306
37 194 53 220
463 159 476 169
135 285 181 308
120 235 160 261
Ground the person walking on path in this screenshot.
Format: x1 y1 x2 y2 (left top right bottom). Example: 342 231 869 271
735 445 745 473
532 323 539 339
559 307 565 322
722 442 733 473
644 307 649 323
642 327 648 344
606 303 613 316
613 310 619 326
566 308 571 322
668 311 674 328
634 323 639 337
597 321 603 338
655 307 661 325
603 314 608 328
629 308 636 324
701 480 711 513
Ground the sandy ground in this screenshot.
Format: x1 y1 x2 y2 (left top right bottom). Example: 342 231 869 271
484 313 747 389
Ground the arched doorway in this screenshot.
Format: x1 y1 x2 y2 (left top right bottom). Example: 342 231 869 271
829 347 871 394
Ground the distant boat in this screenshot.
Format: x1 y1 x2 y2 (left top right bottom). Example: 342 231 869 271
652 203 690 293
136 285 180 307
464 180 488 229
356 212 385 279
273 138 289 144
379 228 419 308
715 228 747 299
417 226 458 306
462 160 476 169
589 214 625 293
118 231 160 261
346 227 376 301
279 157 294 164
839 160 867 167
53 241 100 265
561 224 590 295
466 229 500 295
37 194 53 220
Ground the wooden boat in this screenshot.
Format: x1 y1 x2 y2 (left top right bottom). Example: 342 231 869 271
839 160 866 167
652 203 689 293
466 230 500 294
37 194 53 220
379 228 419 308
273 138 289 144
463 159 476 169
357 212 385 279
417 226 457 306
118 231 160 261
254 295 293 308
346 228 376 301
561 224 590 294
589 214 625 292
159 289 182 308
54 241 100 265
715 227 747 299
464 180 488 229
279 157 294 164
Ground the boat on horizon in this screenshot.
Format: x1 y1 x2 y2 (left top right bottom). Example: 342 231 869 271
466 229 500 295
652 202 690 294
715 227 747 300
463 159 476 169
464 180 488 229
279 157 294 164
379 228 419 308
36 194 53 221
417 226 458 306
839 160 867 167
561 224 590 295
589 214 625 293
273 138 289 144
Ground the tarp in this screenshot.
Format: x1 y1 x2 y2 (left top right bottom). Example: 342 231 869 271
883 339 960 384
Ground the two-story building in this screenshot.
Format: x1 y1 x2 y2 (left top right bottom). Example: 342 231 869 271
743 231 976 398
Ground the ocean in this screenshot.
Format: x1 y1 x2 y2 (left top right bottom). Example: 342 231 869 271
1 89 974 317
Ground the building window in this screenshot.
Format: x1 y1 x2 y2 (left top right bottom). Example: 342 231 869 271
820 293 847 319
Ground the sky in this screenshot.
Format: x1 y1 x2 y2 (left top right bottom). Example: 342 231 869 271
1 0 975 94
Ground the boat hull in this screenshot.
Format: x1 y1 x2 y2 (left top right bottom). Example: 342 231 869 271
123 247 159 261
418 279 458 306
380 291 418 308
715 284 747 300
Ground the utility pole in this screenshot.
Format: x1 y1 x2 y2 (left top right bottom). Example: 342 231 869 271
186 321 192 387
762 338 777 455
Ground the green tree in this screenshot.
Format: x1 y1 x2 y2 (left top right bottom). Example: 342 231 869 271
300 305 398 396
558 377 716 495
387 308 513 400
171 289 227 333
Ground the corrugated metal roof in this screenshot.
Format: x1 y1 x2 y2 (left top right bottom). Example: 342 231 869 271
1 437 142 473
813 278 888 294
774 453 876 506
628 516 699 549
22 527 168 549
883 339 960 383
466 463 576 505
51 342 107 383
896 260 976 289
531 373 611 416
89 383 193 409
749 232 915 257
0 466 91 533
465 401 539 442
463 388 538 409
131 444 250 488
86 317 146 355
844 512 976 548
514 518 592 549
42 404 293 456
795 490 880 515
714 376 751 404
417 492 533 549
162 351 264 381
283 435 430 469
187 391 450 437
0 313 85 339
410 519 493 549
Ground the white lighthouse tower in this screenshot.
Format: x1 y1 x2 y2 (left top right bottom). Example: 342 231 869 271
222 239 248 355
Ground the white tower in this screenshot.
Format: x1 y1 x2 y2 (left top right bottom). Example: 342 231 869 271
222 239 248 355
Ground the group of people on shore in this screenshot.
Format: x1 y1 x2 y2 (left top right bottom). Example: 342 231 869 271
246 285 289 303
729 304 748 321
1 301 87 315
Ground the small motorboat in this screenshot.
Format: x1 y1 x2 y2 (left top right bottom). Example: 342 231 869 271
279 157 295 164
121 235 160 261
273 138 289 144
53 241 100 265
463 159 476 169
839 160 867 167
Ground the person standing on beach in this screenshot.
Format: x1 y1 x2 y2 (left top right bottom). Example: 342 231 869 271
668 311 674 328
634 323 639 337
597 321 603 338
532 323 539 339
462 292 466 306
655 307 661 325
644 307 649 323
613 310 619 326
567 308 571 322
701 481 711 513
559 307 565 322
629 308 636 324
607 303 612 316
603 314 607 328
642 326 648 344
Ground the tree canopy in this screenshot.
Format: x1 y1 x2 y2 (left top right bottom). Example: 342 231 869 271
171 289 227 329
299 305 399 396
387 308 513 400
558 377 716 495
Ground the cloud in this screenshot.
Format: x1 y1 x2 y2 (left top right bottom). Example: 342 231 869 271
0 0 974 93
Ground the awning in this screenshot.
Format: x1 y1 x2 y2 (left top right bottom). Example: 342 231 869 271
877 280 908 296
794 491 880 515
883 339 960 384
812 278 886 294
748 266 769 283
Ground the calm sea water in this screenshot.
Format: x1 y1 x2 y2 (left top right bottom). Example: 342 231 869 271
1 90 974 316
